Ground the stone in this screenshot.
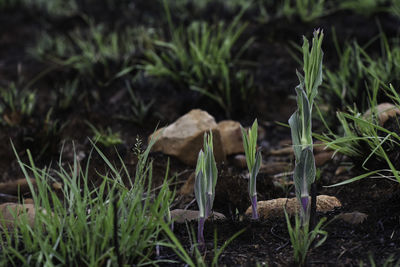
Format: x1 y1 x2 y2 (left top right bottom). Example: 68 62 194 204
52 182 63 190
278 139 292 147
335 166 349 176
0 178 36 196
260 161 292 175
313 140 332 153
24 199 34 204
0 203 36 228
245 195 341 219
217 120 244 155
336 211 368 224
257 125 267 141
315 151 335 167
0 193 18 204
150 109 226 166
363 103 400 126
179 172 195 196
270 142 332 157
170 209 226 223
269 147 293 156
233 154 247 169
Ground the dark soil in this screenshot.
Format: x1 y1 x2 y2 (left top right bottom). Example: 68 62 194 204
0 2 400 266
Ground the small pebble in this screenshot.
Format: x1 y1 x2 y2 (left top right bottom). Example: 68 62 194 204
233 154 247 169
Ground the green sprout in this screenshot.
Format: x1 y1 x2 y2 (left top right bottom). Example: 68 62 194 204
241 119 262 219
0 83 36 126
285 211 328 266
288 29 323 225
86 121 123 147
194 132 218 250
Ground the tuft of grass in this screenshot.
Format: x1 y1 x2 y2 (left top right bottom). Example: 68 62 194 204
320 31 400 127
142 4 254 118
285 211 328 266
161 222 245 267
86 121 123 147
317 82 400 186
257 0 328 23
285 0 327 22
56 79 79 110
30 24 155 85
0 83 36 126
1 136 176 266
119 79 155 126
338 0 388 16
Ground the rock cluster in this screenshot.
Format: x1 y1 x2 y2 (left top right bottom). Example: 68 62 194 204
149 109 243 165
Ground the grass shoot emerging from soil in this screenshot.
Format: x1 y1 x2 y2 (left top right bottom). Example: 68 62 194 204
194 132 218 251
241 119 262 220
285 210 328 266
289 29 323 226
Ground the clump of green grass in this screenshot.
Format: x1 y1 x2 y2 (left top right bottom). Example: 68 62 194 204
315 32 400 186
86 121 123 147
142 4 254 118
116 79 154 126
0 136 175 266
317 82 400 186
257 0 328 23
0 83 36 126
30 24 155 85
56 79 79 110
338 0 389 16
284 0 327 22
285 211 328 266
318 31 400 130
0 0 77 14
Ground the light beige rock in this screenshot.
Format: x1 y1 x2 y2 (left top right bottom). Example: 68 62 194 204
150 109 226 166
179 172 195 196
0 203 36 228
245 195 341 219
315 151 335 167
24 199 34 204
0 178 36 196
233 154 247 169
335 166 349 176
269 147 293 156
217 120 244 155
336 211 368 224
170 209 226 223
363 103 400 126
52 182 63 190
260 161 292 175
257 125 266 141
313 141 332 153
278 139 292 147
270 142 332 158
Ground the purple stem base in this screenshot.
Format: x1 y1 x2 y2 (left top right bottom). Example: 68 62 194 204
251 195 258 220
301 196 309 215
205 194 212 218
198 217 206 251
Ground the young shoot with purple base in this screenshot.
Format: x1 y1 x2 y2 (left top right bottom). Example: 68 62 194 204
241 119 262 219
288 29 323 226
194 132 218 250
